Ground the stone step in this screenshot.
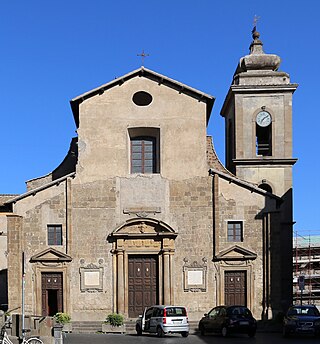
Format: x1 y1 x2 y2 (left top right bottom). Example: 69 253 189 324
70 320 199 334
71 321 103 334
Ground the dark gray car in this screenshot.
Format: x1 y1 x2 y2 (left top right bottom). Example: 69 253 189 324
198 305 257 337
283 305 320 337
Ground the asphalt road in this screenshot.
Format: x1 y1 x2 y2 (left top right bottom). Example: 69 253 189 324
63 332 319 344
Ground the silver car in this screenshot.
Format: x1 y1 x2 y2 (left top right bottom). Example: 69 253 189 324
136 305 189 337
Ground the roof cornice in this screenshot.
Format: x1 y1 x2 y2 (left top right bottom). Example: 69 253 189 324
5 172 76 205
208 168 282 201
70 67 215 127
233 158 298 166
221 83 298 117
230 84 298 93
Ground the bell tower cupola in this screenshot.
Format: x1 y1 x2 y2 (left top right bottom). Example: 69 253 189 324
221 28 298 197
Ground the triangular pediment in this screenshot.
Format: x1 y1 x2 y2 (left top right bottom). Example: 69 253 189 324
215 245 257 261
70 67 215 128
30 248 72 263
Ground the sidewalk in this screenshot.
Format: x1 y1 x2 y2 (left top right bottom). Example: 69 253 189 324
9 335 52 344
8 336 19 344
257 320 282 333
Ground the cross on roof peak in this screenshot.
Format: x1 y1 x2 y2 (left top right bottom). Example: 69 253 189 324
137 50 150 67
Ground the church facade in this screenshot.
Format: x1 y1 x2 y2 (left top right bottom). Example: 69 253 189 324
0 31 297 321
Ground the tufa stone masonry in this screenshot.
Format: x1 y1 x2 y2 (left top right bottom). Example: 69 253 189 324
0 30 297 321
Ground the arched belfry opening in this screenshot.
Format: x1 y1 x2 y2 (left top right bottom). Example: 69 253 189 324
107 218 177 318
255 110 272 156
259 183 273 194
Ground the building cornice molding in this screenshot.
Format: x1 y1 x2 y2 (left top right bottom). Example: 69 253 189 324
233 158 298 166
71 67 215 127
208 168 282 201
5 172 76 205
221 83 298 117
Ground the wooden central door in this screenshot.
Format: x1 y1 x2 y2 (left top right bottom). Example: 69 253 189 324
224 271 247 306
41 272 63 316
128 255 158 318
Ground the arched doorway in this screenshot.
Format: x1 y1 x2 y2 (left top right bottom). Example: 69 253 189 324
108 218 177 318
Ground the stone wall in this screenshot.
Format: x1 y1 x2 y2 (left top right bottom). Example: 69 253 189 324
69 179 116 320
4 68 292 323
7 215 22 313
26 174 53 191
168 177 214 319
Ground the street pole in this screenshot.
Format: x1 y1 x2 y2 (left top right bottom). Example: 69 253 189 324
298 275 305 306
22 252 25 341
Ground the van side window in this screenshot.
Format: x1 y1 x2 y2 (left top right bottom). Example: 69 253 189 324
145 308 153 319
153 308 160 317
165 307 186 316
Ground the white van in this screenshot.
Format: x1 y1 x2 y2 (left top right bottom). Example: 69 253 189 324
136 305 189 337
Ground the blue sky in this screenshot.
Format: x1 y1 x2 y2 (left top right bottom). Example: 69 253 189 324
0 0 318 236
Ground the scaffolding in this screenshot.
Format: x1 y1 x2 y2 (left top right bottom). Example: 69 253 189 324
293 231 320 305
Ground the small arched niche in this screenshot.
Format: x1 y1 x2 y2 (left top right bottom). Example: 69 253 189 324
259 183 273 193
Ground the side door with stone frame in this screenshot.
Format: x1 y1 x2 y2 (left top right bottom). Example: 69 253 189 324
41 272 63 316
224 271 247 306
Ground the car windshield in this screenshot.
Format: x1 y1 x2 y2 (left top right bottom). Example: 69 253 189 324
165 307 186 317
227 306 252 317
288 307 320 316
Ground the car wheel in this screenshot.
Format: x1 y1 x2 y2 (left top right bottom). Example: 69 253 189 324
248 330 256 338
222 326 228 337
136 324 142 336
157 326 164 338
199 324 205 336
181 331 189 337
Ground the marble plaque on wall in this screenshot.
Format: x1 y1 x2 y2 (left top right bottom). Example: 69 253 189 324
183 260 207 292
84 271 100 286
80 263 103 292
187 270 203 285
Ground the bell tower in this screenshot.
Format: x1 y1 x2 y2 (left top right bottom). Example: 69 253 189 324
221 29 298 197
221 28 298 316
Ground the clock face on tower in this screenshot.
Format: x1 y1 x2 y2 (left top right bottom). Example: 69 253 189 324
256 111 271 127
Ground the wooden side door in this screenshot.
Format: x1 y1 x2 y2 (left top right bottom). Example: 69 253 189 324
224 271 247 306
41 272 63 316
128 256 158 318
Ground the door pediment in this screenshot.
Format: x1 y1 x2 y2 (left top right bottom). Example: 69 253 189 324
215 245 257 261
30 248 72 263
118 221 156 235
108 218 177 240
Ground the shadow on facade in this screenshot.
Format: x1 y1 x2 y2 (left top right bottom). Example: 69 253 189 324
257 188 293 320
52 137 78 181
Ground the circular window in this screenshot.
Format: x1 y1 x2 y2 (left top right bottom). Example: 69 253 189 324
132 91 153 106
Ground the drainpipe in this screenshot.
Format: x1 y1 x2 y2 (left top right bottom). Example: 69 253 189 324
65 179 68 254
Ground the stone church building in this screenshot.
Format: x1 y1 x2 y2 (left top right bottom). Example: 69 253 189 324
0 30 297 321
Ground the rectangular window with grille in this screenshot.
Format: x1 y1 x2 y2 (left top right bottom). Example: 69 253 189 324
131 136 156 173
227 221 243 242
47 224 62 245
